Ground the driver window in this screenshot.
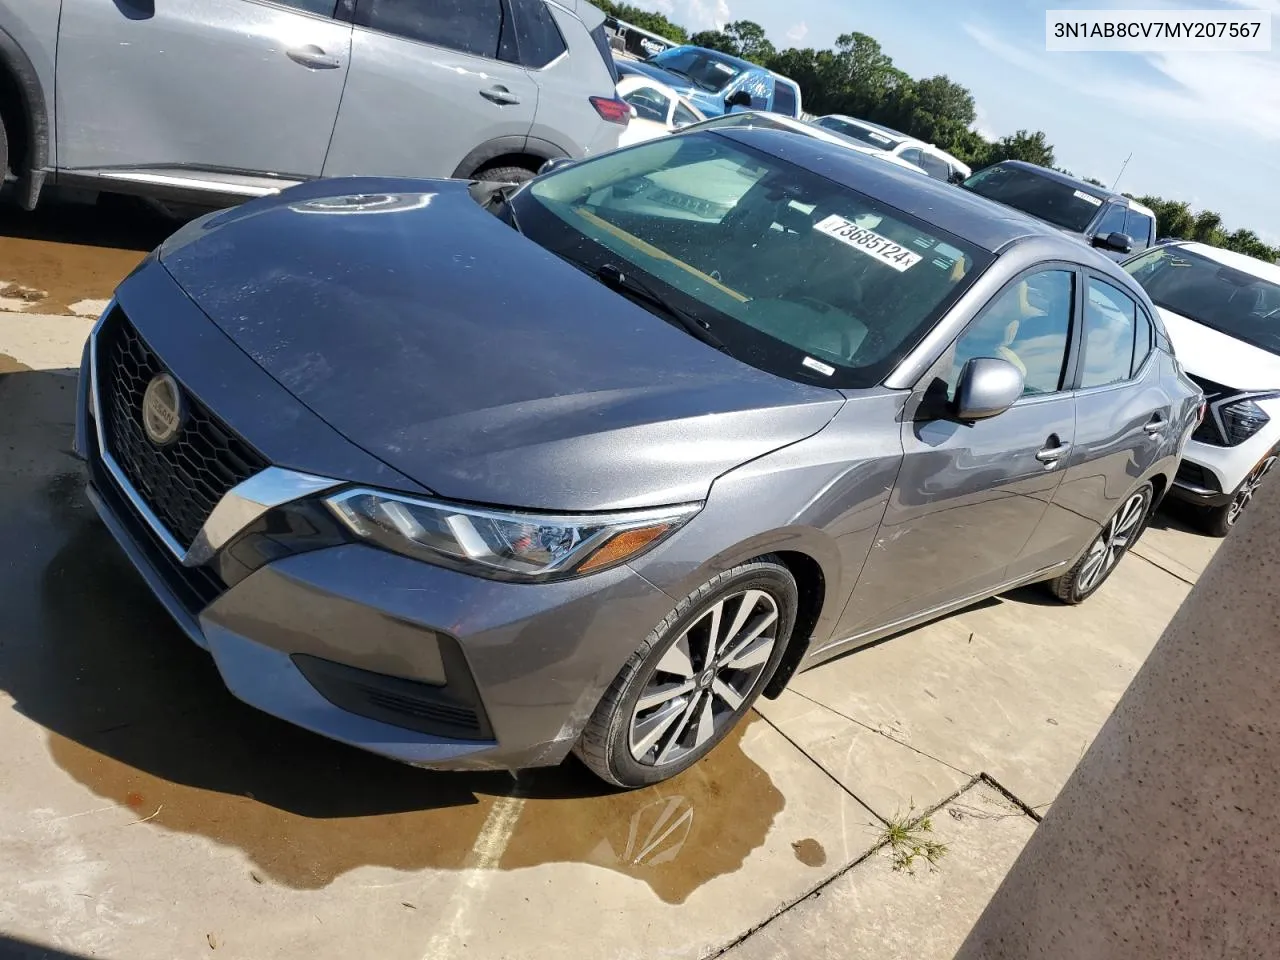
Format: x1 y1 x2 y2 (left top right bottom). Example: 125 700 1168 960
945 269 1075 399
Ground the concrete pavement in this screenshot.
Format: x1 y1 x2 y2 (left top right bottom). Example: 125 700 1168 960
0 309 1219 959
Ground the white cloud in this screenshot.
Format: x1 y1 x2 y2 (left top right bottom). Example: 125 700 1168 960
963 22 1280 142
971 102 997 140
637 0 731 32
786 21 810 44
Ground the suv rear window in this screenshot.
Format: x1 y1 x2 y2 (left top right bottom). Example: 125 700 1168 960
356 0 503 58
512 0 566 68
591 24 621 83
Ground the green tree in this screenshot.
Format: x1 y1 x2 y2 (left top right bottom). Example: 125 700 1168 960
1223 228 1277 261
688 21 775 62
1192 209 1224 244
595 1 688 44
985 130 1055 168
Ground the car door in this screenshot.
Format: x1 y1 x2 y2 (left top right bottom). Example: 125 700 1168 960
1025 275 1170 567
55 0 350 181
323 0 538 179
836 266 1080 640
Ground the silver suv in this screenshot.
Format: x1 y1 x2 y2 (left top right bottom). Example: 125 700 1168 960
0 0 625 210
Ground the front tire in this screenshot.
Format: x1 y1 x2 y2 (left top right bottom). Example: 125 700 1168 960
1199 454 1277 538
1050 482 1153 605
575 559 797 788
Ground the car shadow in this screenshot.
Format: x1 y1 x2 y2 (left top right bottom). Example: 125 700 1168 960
0 365 789 900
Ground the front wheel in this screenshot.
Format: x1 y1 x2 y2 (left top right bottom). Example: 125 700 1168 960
575 559 797 788
1199 454 1277 538
1050 483 1153 605
473 164 536 185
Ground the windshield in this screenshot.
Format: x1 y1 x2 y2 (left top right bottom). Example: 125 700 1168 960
510 134 991 388
647 49 744 92
963 165 1104 233
815 117 904 151
1125 245 1280 356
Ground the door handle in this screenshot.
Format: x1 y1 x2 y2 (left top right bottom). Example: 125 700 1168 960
287 45 342 69
1144 416 1166 436
1035 441 1072 464
480 85 521 105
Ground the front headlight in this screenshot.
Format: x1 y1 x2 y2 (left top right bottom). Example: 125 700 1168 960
1220 398 1271 446
324 489 699 581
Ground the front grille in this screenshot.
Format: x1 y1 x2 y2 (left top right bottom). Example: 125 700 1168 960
88 426 230 615
97 308 268 547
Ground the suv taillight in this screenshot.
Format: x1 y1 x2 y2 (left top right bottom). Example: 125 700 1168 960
591 96 631 125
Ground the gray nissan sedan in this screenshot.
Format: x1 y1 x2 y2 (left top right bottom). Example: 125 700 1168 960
75 128 1202 788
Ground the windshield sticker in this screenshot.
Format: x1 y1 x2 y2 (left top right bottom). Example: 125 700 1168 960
803 356 835 376
713 63 736 75
870 132 893 144
1073 190 1103 206
814 215 924 272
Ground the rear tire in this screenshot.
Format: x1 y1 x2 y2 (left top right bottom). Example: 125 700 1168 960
1050 482 1153 605
575 559 797 788
474 164 536 185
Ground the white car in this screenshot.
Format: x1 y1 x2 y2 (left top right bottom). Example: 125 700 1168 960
616 75 706 147
671 111 929 176
813 115 972 184
1124 241 1280 535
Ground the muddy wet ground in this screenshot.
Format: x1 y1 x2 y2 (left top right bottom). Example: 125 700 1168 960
0 192 182 315
0 199 1221 960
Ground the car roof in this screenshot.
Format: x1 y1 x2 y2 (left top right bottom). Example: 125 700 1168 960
991 160 1145 209
664 44 759 71
710 127 1071 253
1167 241 1280 284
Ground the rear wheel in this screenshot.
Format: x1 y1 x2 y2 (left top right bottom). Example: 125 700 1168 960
1200 455 1277 537
575 559 797 788
474 164 536 185
1050 483 1153 604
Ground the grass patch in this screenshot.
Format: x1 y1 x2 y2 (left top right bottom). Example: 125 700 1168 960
879 807 949 875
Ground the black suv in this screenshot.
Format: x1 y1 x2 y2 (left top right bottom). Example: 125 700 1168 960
962 161 1158 262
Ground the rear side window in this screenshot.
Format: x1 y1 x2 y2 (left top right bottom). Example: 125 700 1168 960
510 0 566 68
1126 209 1155 248
591 23 621 83
919 153 950 181
624 86 671 123
899 147 924 166
355 0 504 58
1081 279 1138 387
1133 307 1154 373
772 81 798 117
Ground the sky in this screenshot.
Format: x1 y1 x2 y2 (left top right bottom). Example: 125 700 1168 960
636 0 1280 242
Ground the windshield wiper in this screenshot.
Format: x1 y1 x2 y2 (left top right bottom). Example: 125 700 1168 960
595 263 730 354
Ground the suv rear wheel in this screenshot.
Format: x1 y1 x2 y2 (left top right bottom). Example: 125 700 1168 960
475 164 537 185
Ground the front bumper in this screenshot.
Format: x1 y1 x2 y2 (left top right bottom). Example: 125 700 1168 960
75 291 675 772
1170 435 1277 508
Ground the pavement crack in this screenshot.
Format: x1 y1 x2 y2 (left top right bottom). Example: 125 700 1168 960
788 688 976 778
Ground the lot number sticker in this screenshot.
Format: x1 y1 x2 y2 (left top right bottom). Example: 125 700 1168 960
1073 189 1103 206
814 215 923 272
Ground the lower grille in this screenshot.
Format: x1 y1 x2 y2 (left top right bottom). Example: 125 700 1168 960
97 307 268 547
88 429 229 614
1175 460 1217 492
293 654 493 741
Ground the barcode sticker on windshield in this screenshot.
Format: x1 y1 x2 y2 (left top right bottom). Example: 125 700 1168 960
1073 190 1103 206
814 215 923 272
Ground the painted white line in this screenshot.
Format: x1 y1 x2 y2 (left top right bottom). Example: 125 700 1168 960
419 787 526 960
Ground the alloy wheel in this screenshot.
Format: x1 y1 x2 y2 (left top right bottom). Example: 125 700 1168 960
1228 456 1277 527
629 589 780 766
1077 490 1149 595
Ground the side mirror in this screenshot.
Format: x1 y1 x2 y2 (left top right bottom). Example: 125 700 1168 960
1093 231 1133 254
537 157 576 176
726 90 753 110
953 357 1024 422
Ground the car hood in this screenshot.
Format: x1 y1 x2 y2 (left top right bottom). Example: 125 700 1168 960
158 178 843 511
623 60 705 98
1156 306 1280 391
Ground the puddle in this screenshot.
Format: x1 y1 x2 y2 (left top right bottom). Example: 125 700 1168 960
0 372 786 906
0 194 179 315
